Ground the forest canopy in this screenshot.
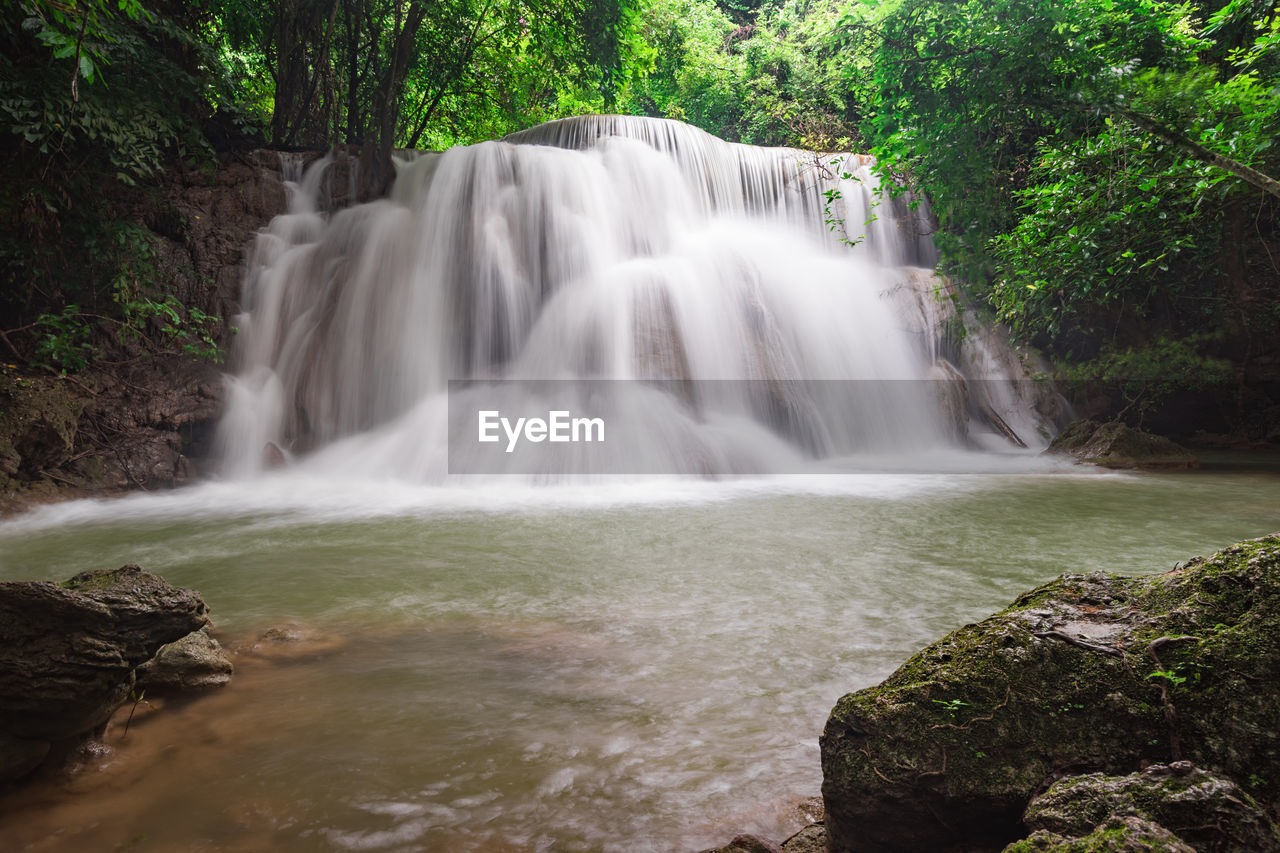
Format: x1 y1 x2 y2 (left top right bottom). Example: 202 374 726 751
2 0 1278 429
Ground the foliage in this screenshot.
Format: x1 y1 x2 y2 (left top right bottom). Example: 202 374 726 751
989 120 1229 348
617 0 857 148
19 0 150 98
1 0 643 373
28 222 223 373
821 0 1280 419
0 1 246 372
841 0 1206 280
199 0 640 165
1058 334 1235 424
33 305 97 374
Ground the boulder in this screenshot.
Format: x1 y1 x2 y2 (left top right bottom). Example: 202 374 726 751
820 533 1280 852
700 835 784 853
1011 763 1280 853
781 824 829 853
1047 420 1198 469
135 627 234 693
696 809 827 853
0 564 209 784
1006 817 1195 853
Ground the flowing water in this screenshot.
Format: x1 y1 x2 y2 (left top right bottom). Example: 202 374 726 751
1 472 1279 852
216 116 1061 480
1 117 1278 851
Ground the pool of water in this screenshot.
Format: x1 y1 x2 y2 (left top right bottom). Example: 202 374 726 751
1 464 1278 851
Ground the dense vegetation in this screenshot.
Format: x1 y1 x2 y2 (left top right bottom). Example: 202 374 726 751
2 0 1278 433
849 0 1280 427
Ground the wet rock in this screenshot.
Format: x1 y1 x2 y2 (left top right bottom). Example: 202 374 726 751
1017 764 1280 853
1005 817 1195 853
136 627 234 693
700 834 784 853
72 357 225 492
1047 420 1198 469
0 734 50 785
820 533 1280 853
781 823 828 853
0 373 90 514
237 623 348 662
0 565 209 783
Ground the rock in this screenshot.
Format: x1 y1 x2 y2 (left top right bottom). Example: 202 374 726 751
1047 420 1199 469
700 835 784 853
1005 817 1196 853
0 733 51 785
237 622 348 662
136 627 234 693
781 824 828 853
72 357 226 492
1 149 297 515
0 565 209 783
1016 764 1280 853
820 533 1280 853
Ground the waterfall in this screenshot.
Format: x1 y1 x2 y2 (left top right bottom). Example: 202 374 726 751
217 116 1064 479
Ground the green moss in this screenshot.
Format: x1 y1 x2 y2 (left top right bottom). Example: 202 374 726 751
822 533 1280 852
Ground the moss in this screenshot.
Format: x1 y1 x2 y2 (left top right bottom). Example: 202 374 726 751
822 533 1280 853
61 565 146 593
1005 821 1196 852
1018 764 1280 852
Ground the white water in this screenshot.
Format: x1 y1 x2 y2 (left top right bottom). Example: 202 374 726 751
216 116 1063 481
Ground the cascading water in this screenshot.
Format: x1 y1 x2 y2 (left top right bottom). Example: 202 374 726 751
217 115 1062 480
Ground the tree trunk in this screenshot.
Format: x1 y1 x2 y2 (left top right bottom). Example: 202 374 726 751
359 0 430 199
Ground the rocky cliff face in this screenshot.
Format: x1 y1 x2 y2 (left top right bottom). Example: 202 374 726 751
146 151 293 340
0 151 303 515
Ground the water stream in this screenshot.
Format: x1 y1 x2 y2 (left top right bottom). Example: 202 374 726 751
2 471 1279 851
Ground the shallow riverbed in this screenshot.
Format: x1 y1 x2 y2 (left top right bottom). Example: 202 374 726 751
2 462 1278 851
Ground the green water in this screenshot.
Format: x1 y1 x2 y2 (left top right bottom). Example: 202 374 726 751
0 467 1277 851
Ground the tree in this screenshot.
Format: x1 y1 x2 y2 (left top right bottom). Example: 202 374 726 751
827 0 1279 423
202 0 637 195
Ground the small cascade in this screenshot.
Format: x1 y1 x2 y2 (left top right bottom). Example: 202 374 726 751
218 116 1063 479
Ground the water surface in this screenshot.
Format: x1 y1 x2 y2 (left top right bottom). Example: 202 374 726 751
1 466 1277 851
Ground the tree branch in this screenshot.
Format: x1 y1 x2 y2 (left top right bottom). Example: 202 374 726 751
1112 108 1280 200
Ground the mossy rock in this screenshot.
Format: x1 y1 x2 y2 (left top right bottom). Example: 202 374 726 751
1014 763 1280 852
820 533 1280 852
0 371 99 514
0 372 88 482
1006 817 1195 853
1047 420 1198 469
